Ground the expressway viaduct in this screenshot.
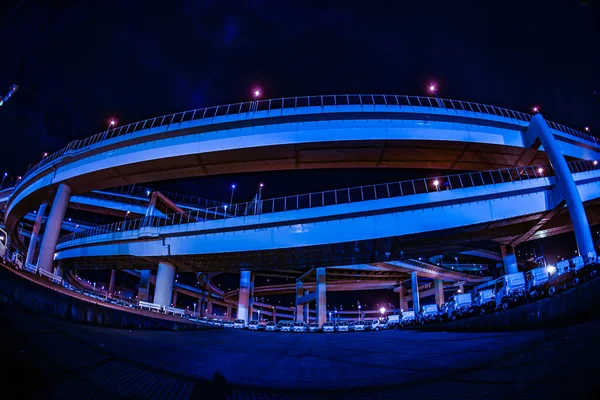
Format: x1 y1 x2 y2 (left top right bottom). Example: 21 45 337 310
3 94 600 326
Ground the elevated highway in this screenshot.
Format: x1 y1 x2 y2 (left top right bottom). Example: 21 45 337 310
3 96 599 326
5 95 600 242
53 161 600 271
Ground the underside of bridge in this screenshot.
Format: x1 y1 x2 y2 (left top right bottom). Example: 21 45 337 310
58 199 600 273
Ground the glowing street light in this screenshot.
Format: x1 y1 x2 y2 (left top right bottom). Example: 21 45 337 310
537 167 543 175
380 307 386 314
532 106 539 113
229 184 236 208
0 172 7 189
253 89 261 99
585 127 590 132
594 160 598 166
42 152 48 157
433 179 440 191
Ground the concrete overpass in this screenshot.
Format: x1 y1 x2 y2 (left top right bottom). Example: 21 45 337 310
3 95 599 326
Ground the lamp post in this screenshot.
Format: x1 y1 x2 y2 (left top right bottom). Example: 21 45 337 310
193 302 196 317
428 84 444 108
252 89 261 111
0 172 7 189
229 184 236 209
124 210 130 222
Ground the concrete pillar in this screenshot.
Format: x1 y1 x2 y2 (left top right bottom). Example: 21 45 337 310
398 284 409 311
411 272 419 312
38 184 71 273
526 114 596 261
500 245 518 275
303 289 309 323
295 281 304 322
207 301 213 316
237 270 251 323
138 270 151 301
226 307 232 319
248 273 255 321
198 273 208 317
172 290 178 307
434 279 444 306
26 203 47 266
316 267 327 327
197 298 202 316
108 269 117 294
272 307 277 323
154 262 175 307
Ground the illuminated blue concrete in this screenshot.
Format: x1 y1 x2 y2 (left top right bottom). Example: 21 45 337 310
55 169 600 262
525 114 596 261
237 271 251 323
38 184 71 272
25 203 46 266
153 261 175 307
501 245 518 274
7 101 600 241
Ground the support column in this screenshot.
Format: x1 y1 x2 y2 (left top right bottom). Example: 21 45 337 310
26 203 47 266
316 267 327 327
434 279 444 306
138 270 151 301
303 289 309 322
108 269 117 294
398 284 409 311
295 281 304 322
501 245 518 274
411 272 420 312
272 307 277 323
198 273 208 317
172 290 178 307
197 298 202 316
526 114 596 261
226 307 232 319
248 273 255 322
237 271 251 323
38 184 71 273
207 301 213 316
154 262 175 307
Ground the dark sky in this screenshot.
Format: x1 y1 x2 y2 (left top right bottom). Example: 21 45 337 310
0 0 598 182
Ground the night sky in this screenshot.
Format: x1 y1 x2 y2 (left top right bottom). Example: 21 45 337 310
1 1 599 306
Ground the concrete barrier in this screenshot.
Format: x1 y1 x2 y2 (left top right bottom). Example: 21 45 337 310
0 264 212 331
419 276 600 332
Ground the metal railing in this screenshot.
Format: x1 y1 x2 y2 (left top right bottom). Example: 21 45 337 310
58 160 600 246
18 94 597 186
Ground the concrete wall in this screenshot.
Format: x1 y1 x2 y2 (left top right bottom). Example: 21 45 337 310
0 265 211 331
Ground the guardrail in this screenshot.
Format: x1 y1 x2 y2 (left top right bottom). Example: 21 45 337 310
58 160 600 246
18 94 598 186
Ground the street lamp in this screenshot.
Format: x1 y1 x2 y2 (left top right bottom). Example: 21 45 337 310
0 172 7 189
532 106 539 113
193 302 196 317
252 89 261 112
124 210 130 221
585 127 590 132
428 84 444 108
433 179 440 191
537 167 543 175
329 312 332 322
229 184 236 209
380 307 386 314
